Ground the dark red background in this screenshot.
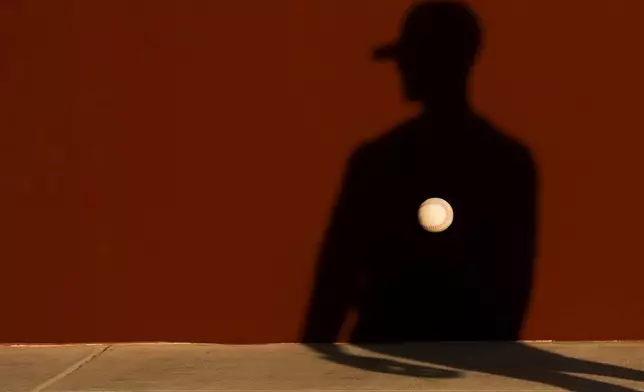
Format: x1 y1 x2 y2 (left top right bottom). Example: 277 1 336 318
1 0 643 343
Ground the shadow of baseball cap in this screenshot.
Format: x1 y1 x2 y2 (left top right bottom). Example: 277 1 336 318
373 1 482 63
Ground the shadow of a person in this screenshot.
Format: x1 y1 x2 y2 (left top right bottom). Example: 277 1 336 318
302 1 644 391
304 0 536 344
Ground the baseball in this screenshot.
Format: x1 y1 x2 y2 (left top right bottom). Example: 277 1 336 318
418 198 454 233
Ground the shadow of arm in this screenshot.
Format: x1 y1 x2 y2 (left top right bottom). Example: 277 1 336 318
485 147 539 340
302 147 375 343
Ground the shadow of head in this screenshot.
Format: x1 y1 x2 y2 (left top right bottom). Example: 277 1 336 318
373 1 481 104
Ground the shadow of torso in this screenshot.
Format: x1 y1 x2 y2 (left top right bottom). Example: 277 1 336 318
307 114 537 343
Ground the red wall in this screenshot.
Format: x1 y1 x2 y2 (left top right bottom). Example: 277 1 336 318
1 0 643 343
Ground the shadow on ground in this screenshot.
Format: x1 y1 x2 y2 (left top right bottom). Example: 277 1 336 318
302 1 644 391
307 343 644 392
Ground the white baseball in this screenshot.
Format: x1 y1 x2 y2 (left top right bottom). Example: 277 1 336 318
418 198 454 233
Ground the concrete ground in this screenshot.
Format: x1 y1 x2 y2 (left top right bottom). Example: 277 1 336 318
2 342 644 392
